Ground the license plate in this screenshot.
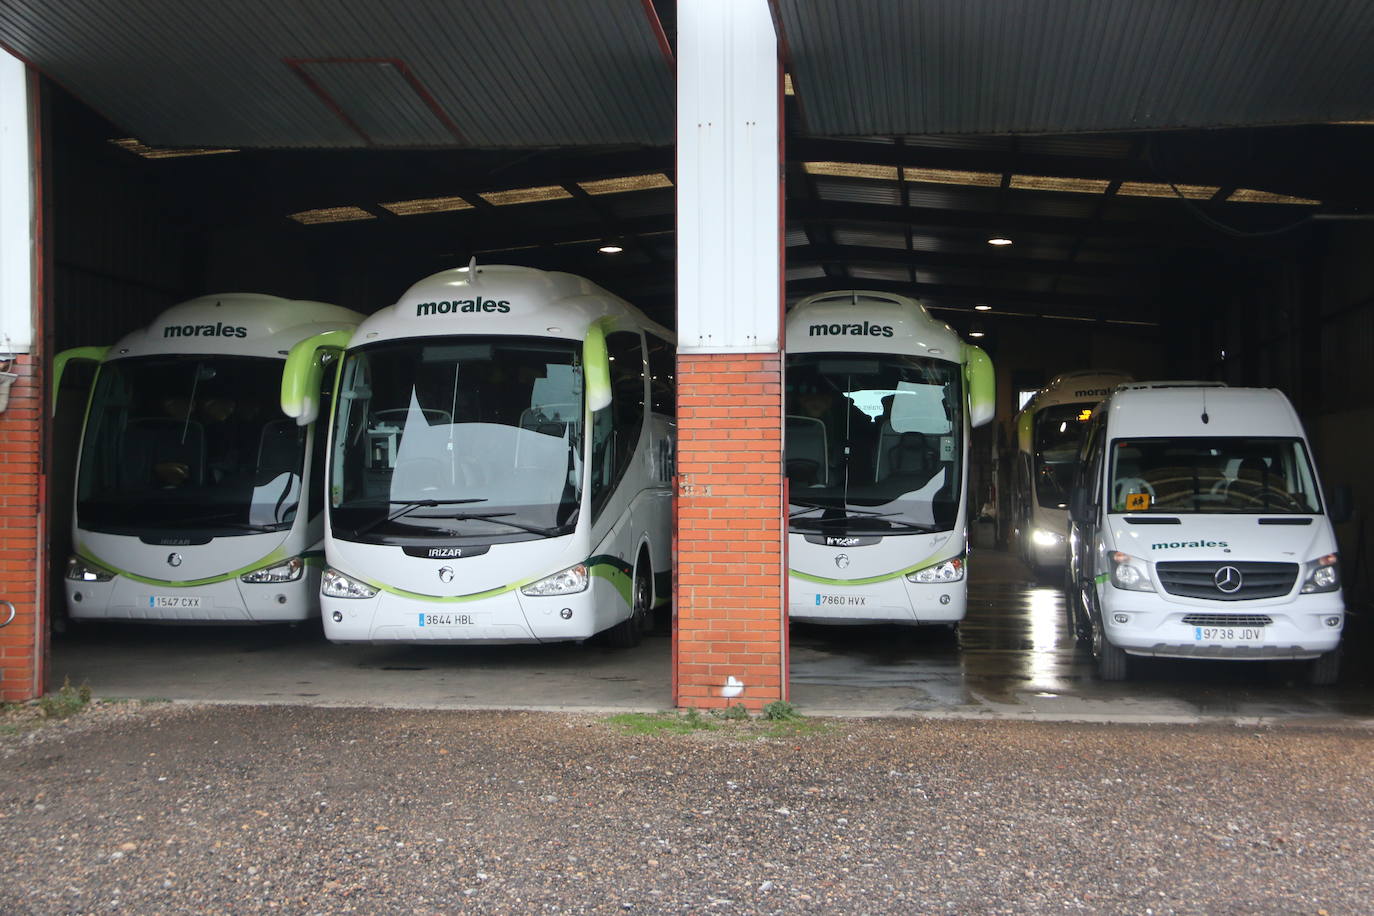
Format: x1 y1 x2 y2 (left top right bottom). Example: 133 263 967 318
150 596 203 609
814 594 870 608
1194 626 1265 642
418 613 475 627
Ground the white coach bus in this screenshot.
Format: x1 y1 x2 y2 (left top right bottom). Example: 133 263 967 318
287 264 675 646
785 290 995 626
1012 370 1132 573
57 293 363 623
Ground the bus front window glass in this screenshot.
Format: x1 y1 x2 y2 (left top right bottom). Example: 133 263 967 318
1032 403 1094 509
76 356 303 535
785 354 962 534
331 337 583 542
1109 437 1322 514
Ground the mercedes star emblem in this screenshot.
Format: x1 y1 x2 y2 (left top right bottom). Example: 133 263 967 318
438 566 455 583
167 553 182 568
1213 565 1243 594
834 554 851 569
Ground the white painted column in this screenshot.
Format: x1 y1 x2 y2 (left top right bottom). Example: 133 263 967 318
0 50 32 356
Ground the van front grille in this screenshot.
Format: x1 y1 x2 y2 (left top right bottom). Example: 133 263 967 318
1181 614 1274 627
1154 561 1298 601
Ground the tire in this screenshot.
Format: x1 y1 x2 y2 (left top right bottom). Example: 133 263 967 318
1089 592 1129 681
1308 649 1340 686
605 557 650 649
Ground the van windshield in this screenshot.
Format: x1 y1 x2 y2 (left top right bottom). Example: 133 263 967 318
785 353 963 534
330 337 583 543
1109 437 1322 514
1033 403 1094 509
76 356 303 535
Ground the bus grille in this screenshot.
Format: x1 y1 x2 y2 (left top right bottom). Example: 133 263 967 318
1154 561 1298 601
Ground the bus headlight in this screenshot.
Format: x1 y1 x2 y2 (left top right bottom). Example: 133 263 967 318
1301 554 1340 593
66 556 115 582
906 556 964 584
321 567 379 599
521 563 589 596
241 557 304 584
1031 528 1064 547
1110 551 1154 592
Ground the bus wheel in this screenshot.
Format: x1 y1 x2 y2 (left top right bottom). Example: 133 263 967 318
1308 649 1340 686
606 560 650 649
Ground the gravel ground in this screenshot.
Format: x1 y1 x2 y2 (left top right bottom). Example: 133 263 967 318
1 702 1371 915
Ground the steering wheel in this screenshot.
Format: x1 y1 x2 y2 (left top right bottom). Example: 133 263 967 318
1113 477 1155 507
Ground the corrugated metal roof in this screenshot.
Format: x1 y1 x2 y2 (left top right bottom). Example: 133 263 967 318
0 0 674 148
776 0 1374 135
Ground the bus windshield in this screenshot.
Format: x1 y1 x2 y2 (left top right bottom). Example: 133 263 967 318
330 336 583 542
785 353 962 534
1033 403 1094 509
76 356 304 536
1109 437 1322 514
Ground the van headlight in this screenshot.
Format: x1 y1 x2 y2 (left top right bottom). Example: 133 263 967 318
321 567 379 599
1301 554 1340 593
1110 551 1154 592
66 556 115 582
1031 528 1064 547
521 563 589 596
906 556 964 584
241 557 304 584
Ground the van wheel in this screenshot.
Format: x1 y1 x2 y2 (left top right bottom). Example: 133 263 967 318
1308 650 1340 686
1089 598 1129 681
605 559 650 649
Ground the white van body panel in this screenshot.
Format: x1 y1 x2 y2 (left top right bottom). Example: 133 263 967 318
1075 384 1343 663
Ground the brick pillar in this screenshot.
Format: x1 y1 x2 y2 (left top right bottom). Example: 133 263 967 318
673 354 786 710
0 356 44 701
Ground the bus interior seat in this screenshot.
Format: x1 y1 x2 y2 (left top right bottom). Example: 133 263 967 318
125 417 205 489
882 431 934 486
785 415 829 487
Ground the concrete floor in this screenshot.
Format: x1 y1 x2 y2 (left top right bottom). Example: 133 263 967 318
49 549 1374 724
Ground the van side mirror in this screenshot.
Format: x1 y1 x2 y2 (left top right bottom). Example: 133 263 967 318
1069 488 1091 525
1327 483 1354 525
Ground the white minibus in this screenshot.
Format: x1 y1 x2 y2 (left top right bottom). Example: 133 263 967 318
57 293 363 622
1066 383 1349 682
287 264 675 646
785 290 995 626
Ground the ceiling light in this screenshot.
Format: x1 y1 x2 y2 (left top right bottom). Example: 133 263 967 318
109 138 238 159
987 237 1014 247
578 174 674 195
784 73 795 96
598 245 624 254
903 167 1001 188
288 206 376 225
1117 181 1219 200
1009 174 1111 194
968 327 986 339
974 303 992 311
380 196 474 216
803 161 900 181
1227 189 1321 206
479 185 573 206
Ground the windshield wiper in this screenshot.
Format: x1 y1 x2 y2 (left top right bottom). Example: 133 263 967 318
440 512 566 538
790 510 940 533
789 497 841 519
169 513 292 533
347 498 488 539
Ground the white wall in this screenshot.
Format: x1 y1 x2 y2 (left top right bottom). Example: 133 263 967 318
0 50 32 354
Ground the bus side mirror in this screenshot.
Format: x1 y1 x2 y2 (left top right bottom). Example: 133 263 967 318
583 321 612 412
51 346 109 415
963 344 995 428
1069 487 1091 525
281 329 352 426
1328 483 1354 525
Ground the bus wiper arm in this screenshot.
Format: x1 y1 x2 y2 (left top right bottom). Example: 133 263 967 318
350 498 489 538
441 512 563 538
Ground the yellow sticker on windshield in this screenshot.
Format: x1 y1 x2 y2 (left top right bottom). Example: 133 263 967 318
1125 492 1151 511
